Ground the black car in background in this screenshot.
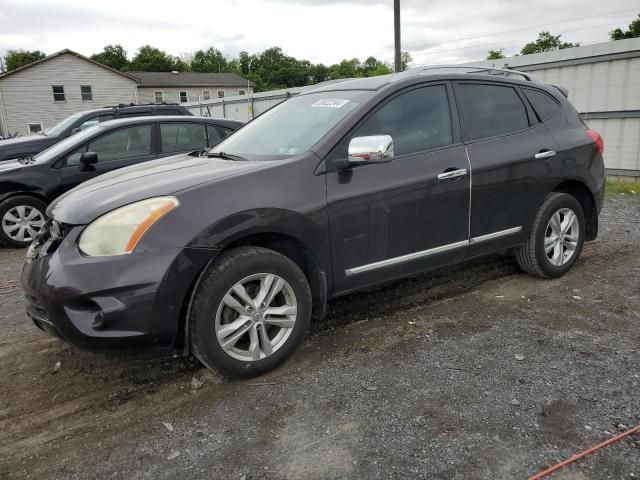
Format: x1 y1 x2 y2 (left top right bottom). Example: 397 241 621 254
0 103 192 161
0 116 241 246
21 67 605 378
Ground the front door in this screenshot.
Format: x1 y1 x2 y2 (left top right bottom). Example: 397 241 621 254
52 124 156 199
325 83 471 294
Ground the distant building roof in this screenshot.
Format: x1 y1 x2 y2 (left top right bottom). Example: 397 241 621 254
129 71 254 88
0 49 139 82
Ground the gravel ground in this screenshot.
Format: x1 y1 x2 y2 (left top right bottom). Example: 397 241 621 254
0 194 639 480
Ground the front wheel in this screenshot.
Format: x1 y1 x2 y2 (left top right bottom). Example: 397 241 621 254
515 192 585 278
189 246 312 378
0 196 47 248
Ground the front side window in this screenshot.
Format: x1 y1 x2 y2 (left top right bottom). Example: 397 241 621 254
80 85 93 101
523 88 559 122
179 91 188 103
160 123 206 153
154 91 164 103
66 125 152 166
52 85 65 102
351 84 453 157
202 90 211 101
210 90 367 159
457 83 530 140
77 114 114 131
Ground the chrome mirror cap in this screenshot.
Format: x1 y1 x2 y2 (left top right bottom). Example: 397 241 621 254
348 135 394 165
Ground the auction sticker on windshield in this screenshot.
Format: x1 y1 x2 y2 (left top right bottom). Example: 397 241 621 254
311 99 350 108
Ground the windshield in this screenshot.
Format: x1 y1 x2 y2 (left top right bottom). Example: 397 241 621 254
32 125 103 164
44 112 84 136
210 91 369 159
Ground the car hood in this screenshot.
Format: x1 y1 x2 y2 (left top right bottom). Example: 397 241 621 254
0 134 55 153
0 158 26 174
48 153 269 224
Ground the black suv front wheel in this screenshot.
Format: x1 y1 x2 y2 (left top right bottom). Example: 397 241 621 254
515 192 585 278
189 246 312 378
0 196 47 248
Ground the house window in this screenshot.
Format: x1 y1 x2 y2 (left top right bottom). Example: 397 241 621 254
202 90 211 101
238 90 246 96
217 90 225 98
52 85 65 101
179 91 188 103
154 91 164 103
80 85 93 101
27 123 43 135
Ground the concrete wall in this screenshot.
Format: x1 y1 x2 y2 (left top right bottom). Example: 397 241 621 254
0 53 138 137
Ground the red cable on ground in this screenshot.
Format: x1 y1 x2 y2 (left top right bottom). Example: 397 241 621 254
528 424 640 479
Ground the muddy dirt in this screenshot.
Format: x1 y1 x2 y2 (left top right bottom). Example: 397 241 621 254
0 195 639 480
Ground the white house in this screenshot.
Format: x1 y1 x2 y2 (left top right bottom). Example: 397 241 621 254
0 49 254 137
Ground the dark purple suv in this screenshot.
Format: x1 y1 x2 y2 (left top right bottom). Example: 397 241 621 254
21 66 605 378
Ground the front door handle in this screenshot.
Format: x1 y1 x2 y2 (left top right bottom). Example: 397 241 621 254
437 168 467 181
535 150 556 160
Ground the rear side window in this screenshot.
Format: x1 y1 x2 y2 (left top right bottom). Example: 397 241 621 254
352 84 453 157
523 88 559 121
457 84 530 140
160 122 207 153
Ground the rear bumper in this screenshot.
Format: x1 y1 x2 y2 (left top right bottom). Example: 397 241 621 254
20 226 214 353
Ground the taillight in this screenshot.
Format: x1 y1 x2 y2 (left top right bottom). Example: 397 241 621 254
585 128 604 154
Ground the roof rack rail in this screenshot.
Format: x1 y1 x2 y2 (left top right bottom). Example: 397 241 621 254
102 102 181 108
397 64 540 83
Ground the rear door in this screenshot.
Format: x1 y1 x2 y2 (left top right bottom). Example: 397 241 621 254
453 81 559 256
326 83 471 294
53 124 156 196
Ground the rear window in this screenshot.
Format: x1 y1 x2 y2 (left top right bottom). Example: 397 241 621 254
458 84 530 140
523 88 560 121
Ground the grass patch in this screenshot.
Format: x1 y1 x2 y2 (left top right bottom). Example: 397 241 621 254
606 179 639 198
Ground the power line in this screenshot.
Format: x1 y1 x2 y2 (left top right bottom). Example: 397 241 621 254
408 20 630 59
372 6 638 57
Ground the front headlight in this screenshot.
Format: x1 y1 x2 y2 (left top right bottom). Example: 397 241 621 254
78 197 179 257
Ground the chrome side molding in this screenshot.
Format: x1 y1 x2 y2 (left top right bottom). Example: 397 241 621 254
345 226 522 276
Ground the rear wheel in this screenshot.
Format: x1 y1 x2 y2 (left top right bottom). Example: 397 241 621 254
189 246 312 378
515 192 585 278
0 196 47 248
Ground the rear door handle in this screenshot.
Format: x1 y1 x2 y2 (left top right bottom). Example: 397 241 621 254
535 150 556 160
437 168 467 181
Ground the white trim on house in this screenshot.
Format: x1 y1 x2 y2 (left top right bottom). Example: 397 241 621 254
202 90 211 101
154 90 164 103
52 85 65 102
27 122 43 135
179 90 188 103
217 90 225 98
80 85 93 102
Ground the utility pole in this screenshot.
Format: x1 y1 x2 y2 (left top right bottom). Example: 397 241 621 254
394 0 401 72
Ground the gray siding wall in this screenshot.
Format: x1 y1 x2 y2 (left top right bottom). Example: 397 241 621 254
0 53 138 137
137 86 253 104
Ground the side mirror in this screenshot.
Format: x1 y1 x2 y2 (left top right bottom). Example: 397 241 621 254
347 135 394 166
79 151 98 171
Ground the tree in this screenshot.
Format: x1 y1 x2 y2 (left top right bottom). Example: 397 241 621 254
487 49 505 60
400 51 413 71
610 14 640 40
3 50 46 71
521 31 577 55
191 48 227 73
128 45 181 72
90 44 129 70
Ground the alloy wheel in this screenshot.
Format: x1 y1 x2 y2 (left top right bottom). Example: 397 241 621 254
215 273 298 362
1 205 45 243
544 207 579 266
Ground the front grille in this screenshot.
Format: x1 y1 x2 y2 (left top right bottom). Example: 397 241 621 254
28 220 71 259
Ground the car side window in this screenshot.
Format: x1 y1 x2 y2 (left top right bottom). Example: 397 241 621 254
77 114 114 131
351 85 453 157
207 125 223 146
66 125 152 166
457 84 530 140
160 123 207 153
522 88 560 122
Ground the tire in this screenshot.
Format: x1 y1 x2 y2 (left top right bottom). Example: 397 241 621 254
189 246 312 378
515 192 585 278
0 196 47 248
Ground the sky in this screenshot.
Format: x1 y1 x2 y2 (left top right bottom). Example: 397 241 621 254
0 0 638 66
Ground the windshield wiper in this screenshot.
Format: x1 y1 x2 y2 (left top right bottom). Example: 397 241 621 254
205 151 247 161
